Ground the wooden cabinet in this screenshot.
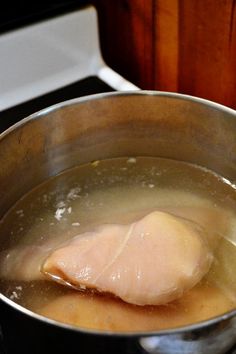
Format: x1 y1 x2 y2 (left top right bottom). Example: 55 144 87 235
94 0 236 109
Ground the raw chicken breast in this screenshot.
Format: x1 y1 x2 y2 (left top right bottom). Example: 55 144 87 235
42 211 212 306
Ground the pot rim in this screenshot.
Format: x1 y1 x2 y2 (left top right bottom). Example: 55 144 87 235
1 90 235 141
0 90 236 336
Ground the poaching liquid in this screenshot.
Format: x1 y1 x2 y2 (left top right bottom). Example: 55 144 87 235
0 157 235 331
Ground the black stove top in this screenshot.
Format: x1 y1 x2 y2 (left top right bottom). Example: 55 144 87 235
0 76 114 133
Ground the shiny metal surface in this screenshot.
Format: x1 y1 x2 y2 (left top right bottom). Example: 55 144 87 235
0 91 236 354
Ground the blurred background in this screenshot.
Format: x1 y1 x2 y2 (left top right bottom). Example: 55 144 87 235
0 0 236 123
94 0 236 109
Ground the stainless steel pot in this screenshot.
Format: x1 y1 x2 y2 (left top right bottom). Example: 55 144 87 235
0 91 236 354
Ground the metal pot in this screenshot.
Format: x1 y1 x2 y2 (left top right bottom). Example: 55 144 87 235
0 91 236 354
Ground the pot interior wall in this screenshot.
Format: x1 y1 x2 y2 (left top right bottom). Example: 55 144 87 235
0 93 236 219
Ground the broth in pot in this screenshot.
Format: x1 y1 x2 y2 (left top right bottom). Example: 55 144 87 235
0 157 235 332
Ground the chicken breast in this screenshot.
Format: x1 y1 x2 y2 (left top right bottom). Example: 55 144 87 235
42 211 212 306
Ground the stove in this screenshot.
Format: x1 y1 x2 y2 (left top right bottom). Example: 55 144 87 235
0 5 137 132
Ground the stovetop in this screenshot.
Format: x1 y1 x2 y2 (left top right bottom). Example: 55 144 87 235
0 6 137 114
